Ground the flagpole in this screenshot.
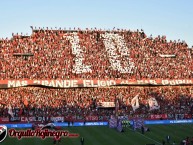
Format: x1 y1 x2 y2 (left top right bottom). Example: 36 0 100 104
115 95 117 118
115 96 119 119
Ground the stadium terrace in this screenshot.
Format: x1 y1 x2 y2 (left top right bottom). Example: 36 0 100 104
0 27 192 80
0 28 192 145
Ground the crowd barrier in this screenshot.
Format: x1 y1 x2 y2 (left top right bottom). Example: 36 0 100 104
0 120 192 128
0 123 32 128
0 121 108 128
144 119 193 125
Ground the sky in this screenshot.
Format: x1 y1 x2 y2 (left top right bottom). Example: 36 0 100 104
1 0 193 47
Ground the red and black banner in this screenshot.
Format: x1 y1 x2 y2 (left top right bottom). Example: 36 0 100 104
0 79 192 88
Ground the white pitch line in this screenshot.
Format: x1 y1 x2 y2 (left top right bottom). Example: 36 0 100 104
136 131 162 145
128 128 162 145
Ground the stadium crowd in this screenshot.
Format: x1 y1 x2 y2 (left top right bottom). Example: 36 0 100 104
0 28 193 121
0 28 192 79
0 86 192 120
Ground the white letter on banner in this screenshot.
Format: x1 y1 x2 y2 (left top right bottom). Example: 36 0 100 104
8 80 15 88
101 33 135 73
66 33 92 74
72 80 78 87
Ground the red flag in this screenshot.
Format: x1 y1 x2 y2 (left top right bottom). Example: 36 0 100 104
18 109 23 116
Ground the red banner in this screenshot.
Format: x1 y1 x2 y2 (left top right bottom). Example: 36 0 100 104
0 117 9 123
150 114 168 120
85 116 98 121
0 79 191 88
184 114 192 119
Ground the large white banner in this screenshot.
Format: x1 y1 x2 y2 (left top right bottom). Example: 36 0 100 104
148 97 160 111
131 94 140 111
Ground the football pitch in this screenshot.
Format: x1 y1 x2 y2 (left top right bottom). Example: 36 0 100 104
2 124 193 145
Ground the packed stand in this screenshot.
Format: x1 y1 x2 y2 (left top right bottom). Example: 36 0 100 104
0 86 192 121
0 28 192 79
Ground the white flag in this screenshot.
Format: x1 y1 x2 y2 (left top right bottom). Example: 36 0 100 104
8 105 14 118
148 97 160 111
131 94 140 111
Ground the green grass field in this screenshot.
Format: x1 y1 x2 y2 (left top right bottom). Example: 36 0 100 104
2 124 193 145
